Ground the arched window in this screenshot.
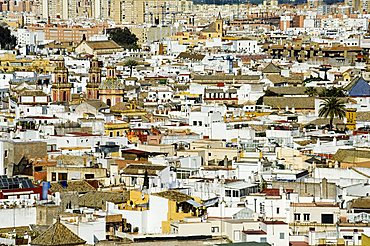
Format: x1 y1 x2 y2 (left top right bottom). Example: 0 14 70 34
107 99 111 106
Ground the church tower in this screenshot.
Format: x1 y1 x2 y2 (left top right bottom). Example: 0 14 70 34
99 65 125 107
86 58 101 100
215 12 223 35
51 57 72 103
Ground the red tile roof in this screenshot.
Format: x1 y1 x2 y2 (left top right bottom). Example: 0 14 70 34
243 230 267 235
262 188 294 196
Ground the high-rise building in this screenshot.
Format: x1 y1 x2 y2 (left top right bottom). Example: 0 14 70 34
42 0 90 20
122 0 193 25
41 0 192 23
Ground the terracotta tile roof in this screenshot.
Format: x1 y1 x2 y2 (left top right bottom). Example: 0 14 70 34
83 40 121 50
263 220 287 225
291 202 338 207
263 96 315 109
268 86 307 95
177 52 205 61
192 74 261 83
78 191 127 208
262 62 281 74
201 21 218 33
350 197 370 209
333 149 370 163
50 180 96 193
261 188 294 196
266 74 303 85
243 230 267 235
19 90 48 97
356 111 370 121
123 164 167 176
153 190 193 203
30 220 86 246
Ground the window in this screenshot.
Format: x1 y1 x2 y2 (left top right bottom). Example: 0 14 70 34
304 213 310 221
225 190 231 197
294 213 301 221
58 173 67 181
51 172 56 181
34 166 42 172
233 230 241 241
198 121 202 126
276 207 280 214
343 235 353 240
193 121 197 126
4 150 8 158
260 237 267 242
280 232 285 239
85 174 94 179
321 214 334 224
232 190 239 197
260 203 265 214
211 227 219 233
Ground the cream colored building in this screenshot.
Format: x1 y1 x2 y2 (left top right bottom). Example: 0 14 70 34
75 40 123 55
130 25 173 45
122 0 193 25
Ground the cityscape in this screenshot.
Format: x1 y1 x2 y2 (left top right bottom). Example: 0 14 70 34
0 0 368 245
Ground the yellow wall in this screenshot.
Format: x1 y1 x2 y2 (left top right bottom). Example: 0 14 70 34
362 234 370 246
162 200 194 233
104 123 129 137
124 190 149 210
346 108 357 130
162 196 204 234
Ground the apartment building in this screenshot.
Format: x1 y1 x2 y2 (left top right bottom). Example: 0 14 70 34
27 24 106 44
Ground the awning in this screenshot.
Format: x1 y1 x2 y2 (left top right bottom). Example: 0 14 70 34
203 197 219 207
186 199 202 208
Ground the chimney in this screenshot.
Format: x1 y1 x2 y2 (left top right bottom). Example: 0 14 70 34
279 186 284 196
321 178 328 199
224 155 228 167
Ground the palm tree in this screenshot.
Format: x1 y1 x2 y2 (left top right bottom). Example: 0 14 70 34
305 87 318 97
318 97 346 130
124 59 138 77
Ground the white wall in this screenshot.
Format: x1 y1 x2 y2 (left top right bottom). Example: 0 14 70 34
146 195 168 233
64 220 106 245
0 207 36 228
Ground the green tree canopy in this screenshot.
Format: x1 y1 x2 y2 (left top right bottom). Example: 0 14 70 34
305 87 318 97
319 87 346 97
318 97 346 130
124 59 138 77
0 25 16 50
108 27 139 49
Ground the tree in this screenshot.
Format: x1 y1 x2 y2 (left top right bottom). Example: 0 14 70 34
318 97 346 130
124 59 138 77
305 87 318 97
0 25 16 50
256 89 278 105
319 87 345 98
142 169 149 190
108 27 138 49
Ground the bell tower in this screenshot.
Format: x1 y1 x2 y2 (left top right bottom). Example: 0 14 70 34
215 12 223 37
51 56 72 103
99 65 124 107
86 58 101 100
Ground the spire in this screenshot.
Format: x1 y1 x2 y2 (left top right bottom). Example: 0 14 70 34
217 12 222 20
